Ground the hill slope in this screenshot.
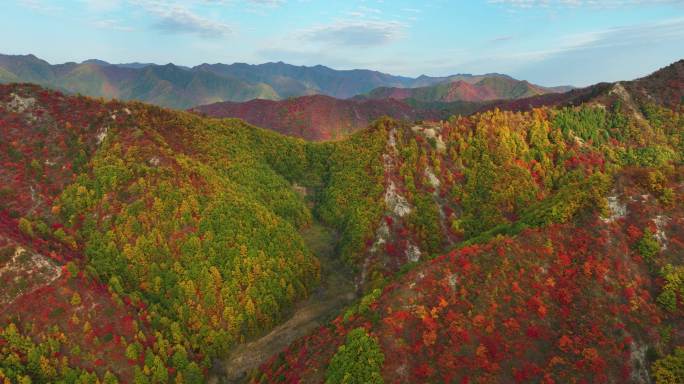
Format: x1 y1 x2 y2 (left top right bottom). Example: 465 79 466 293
195 61 679 144
483 60 684 114
247 61 684 382
191 95 485 141
252 119 682 384
0 83 331 382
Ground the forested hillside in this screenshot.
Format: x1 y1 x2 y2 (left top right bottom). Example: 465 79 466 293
0 83 389 383
0 59 682 384
248 62 684 383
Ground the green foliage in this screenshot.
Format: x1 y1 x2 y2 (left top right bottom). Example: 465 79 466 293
408 192 443 254
553 106 611 145
621 146 677 167
0 323 97 383
326 328 384 384
641 102 683 143
55 111 323 369
520 173 611 227
652 347 684 384
637 229 661 261
344 288 382 322
125 343 141 361
50 108 392 379
460 160 538 237
657 264 684 313
460 172 611 248
17 218 34 238
316 120 388 264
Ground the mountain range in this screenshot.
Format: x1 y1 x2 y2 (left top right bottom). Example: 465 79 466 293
357 75 573 102
0 53 570 109
191 62 682 142
0 55 682 384
190 74 574 141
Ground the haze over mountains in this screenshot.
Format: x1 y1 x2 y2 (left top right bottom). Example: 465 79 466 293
0 53 570 109
357 75 573 103
194 61 683 141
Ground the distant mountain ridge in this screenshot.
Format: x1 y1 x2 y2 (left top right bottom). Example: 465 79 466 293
193 61 415 99
193 61 681 142
0 54 276 109
0 53 568 109
359 75 572 103
192 95 488 141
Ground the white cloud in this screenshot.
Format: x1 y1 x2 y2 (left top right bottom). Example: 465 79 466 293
153 7 232 37
454 16 684 85
129 0 233 37
300 20 405 47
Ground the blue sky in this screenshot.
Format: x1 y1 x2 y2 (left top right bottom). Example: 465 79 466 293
3 0 684 86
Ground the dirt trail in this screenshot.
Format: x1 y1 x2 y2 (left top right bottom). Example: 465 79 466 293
209 221 357 383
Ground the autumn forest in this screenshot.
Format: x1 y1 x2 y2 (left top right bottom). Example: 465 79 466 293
0 50 683 384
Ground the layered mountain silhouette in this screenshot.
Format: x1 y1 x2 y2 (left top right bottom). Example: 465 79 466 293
193 62 684 142
484 59 684 113
358 75 572 102
0 53 568 109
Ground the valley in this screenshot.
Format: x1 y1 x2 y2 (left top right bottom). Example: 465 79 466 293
0 54 682 384
211 221 356 383
3 0 684 381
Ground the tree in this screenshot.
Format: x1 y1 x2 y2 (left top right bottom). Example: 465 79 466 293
637 229 660 261
104 371 119 384
652 347 684 384
126 343 141 361
326 328 384 384
70 293 82 306
150 355 168 384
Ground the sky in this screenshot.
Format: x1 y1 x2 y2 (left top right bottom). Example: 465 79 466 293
2 0 684 87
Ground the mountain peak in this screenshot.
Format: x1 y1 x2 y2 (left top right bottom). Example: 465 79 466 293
81 59 110 66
